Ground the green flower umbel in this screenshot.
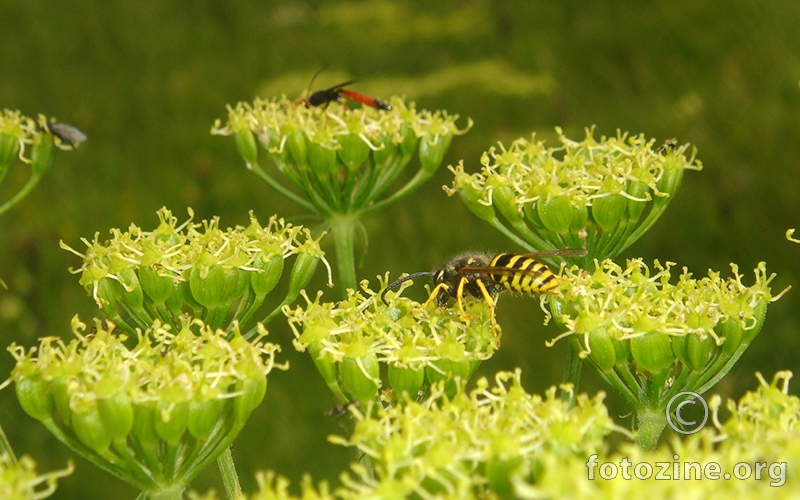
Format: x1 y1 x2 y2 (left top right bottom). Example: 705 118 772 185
7 316 284 498
446 128 701 265
61 207 330 336
286 278 500 405
213 96 471 291
0 110 84 218
549 258 784 449
0 454 73 500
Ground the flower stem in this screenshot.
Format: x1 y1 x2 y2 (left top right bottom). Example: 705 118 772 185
0 174 42 217
0 424 16 463
217 447 241 500
330 216 358 294
560 343 583 403
635 406 667 451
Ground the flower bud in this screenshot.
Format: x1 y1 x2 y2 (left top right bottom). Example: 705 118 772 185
234 127 258 166
339 354 380 404
15 376 53 422
590 193 627 231
630 331 674 374
308 142 338 176
338 134 370 171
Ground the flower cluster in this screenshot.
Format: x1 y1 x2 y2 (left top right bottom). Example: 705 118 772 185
61 207 330 335
549 258 782 447
331 370 617 499
285 279 500 405
5 316 284 494
0 454 73 500
1 110 84 218
446 128 701 263
213 97 471 218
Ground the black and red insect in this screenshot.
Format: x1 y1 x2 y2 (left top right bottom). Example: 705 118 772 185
299 67 391 111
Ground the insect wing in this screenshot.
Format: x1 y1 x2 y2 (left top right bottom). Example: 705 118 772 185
519 248 587 260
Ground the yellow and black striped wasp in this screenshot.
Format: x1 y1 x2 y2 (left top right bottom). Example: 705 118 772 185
380 248 587 326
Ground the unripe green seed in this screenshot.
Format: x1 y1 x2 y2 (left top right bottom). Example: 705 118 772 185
586 327 616 372
717 319 744 356
72 406 112 454
418 134 449 175
744 297 769 344
626 180 650 221
687 333 716 371
0 132 20 169
30 132 54 177
630 331 674 374
671 334 690 367
138 266 174 304
492 184 523 225
307 142 338 175
234 127 258 166
399 123 418 157
485 455 524 500
308 339 338 388
132 403 159 445
188 398 227 440
189 264 226 308
251 253 284 297
537 191 573 234
154 401 190 445
97 391 134 441
339 355 380 404
287 252 320 301
219 266 250 305
111 267 145 312
591 193 627 231
15 376 53 422
52 377 74 427
613 338 630 367
657 165 683 198
387 364 424 399
287 131 308 167
233 376 267 425
372 135 396 166
570 204 589 231
338 134 370 171
458 183 495 222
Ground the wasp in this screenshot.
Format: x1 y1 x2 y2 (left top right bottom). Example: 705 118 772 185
298 66 392 111
380 248 587 326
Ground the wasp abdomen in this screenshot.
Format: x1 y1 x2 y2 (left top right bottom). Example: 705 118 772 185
489 253 559 294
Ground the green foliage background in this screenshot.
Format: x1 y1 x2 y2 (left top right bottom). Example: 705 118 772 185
1 1 798 498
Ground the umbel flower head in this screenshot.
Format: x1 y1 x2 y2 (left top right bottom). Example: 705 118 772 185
548 258 783 448
329 370 619 499
0 453 74 500
285 278 500 405
212 96 471 219
1 110 84 218
61 207 330 336
446 128 702 265
5 316 284 496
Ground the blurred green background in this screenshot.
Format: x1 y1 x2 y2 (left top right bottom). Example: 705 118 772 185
1 1 799 498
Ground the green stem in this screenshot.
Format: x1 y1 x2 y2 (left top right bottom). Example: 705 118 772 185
330 216 358 294
248 162 319 213
217 447 241 500
635 406 667 451
144 484 186 500
0 424 16 463
560 343 583 404
0 174 42 217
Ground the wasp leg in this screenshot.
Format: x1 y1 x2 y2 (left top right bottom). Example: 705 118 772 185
473 278 498 331
413 282 451 314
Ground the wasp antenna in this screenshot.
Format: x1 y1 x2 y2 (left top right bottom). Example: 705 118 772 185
307 65 330 95
380 271 433 305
